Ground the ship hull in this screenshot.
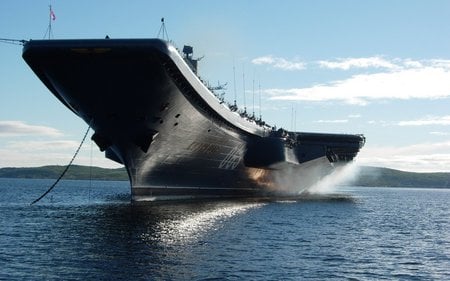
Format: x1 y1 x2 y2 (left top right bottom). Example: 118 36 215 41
23 38 365 201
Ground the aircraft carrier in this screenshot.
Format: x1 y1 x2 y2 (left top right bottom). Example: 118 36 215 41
23 38 365 201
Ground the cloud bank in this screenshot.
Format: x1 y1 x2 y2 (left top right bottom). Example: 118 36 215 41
251 55 306 71
0 120 121 168
0 121 62 137
267 66 450 105
0 139 121 168
252 57 450 105
398 115 450 126
358 141 450 172
314 119 348 124
318 56 398 70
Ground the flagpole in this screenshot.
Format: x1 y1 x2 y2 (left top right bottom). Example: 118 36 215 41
44 5 55 39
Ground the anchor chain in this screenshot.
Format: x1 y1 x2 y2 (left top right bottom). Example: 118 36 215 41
31 125 91 205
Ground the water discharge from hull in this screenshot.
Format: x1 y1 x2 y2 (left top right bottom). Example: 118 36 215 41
267 157 332 195
268 160 360 196
307 162 360 194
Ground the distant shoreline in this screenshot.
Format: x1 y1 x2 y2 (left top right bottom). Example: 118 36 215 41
354 166 450 189
0 165 128 181
0 165 449 188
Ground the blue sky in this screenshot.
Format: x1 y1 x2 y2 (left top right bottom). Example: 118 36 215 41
1 0 450 172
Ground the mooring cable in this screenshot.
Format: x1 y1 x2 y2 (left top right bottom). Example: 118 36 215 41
0 38 27 46
31 125 91 205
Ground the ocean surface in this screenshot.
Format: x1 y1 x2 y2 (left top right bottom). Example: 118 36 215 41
1 178 449 280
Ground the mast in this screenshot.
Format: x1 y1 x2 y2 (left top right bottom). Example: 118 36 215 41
291 104 294 131
242 65 247 113
157 17 169 41
294 106 297 132
252 72 255 118
233 61 237 107
290 105 297 132
259 81 262 121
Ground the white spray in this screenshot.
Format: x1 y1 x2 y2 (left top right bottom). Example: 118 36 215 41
307 162 360 194
271 160 361 196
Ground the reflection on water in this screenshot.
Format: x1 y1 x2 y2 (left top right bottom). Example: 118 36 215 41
83 200 268 279
1 179 450 280
145 202 266 245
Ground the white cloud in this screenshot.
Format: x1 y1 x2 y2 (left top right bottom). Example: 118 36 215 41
0 121 62 137
251 55 306 71
0 148 121 168
429 59 450 68
430 131 450 136
348 114 361 118
317 57 428 70
6 140 79 151
403 59 423 68
318 56 398 70
314 119 348 123
357 141 450 172
0 140 122 168
398 115 450 126
367 120 390 126
267 64 450 105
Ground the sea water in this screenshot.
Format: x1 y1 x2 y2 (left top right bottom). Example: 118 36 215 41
0 178 449 280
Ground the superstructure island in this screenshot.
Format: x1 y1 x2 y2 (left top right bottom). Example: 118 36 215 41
23 37 365 201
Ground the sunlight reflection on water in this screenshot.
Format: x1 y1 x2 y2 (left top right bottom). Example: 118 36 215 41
143 202 266 245
2 179 450 280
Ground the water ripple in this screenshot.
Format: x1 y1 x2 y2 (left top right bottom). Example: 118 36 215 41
1 179 450 280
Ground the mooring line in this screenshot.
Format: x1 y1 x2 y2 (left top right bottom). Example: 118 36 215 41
0 38 27 46
31 125 91 205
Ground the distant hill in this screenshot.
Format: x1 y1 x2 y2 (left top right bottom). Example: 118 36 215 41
352 166 450 188
0 165 128 181
0 165 449 188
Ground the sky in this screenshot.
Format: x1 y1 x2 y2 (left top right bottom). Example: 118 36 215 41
1 0 450 172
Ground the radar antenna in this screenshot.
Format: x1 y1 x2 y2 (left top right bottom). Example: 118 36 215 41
182 45 203 74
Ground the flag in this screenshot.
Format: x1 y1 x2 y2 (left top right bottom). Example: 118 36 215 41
50 7 56 21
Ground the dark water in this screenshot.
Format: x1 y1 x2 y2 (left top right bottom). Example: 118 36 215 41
1 178 449 280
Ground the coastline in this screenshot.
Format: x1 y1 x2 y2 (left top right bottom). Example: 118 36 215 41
1 165 449 188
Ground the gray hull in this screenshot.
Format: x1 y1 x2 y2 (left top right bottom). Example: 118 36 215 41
23 38 365 201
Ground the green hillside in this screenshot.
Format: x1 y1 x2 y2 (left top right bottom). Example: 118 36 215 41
352 166 450 188
0 165 128 181
0 165 449 188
